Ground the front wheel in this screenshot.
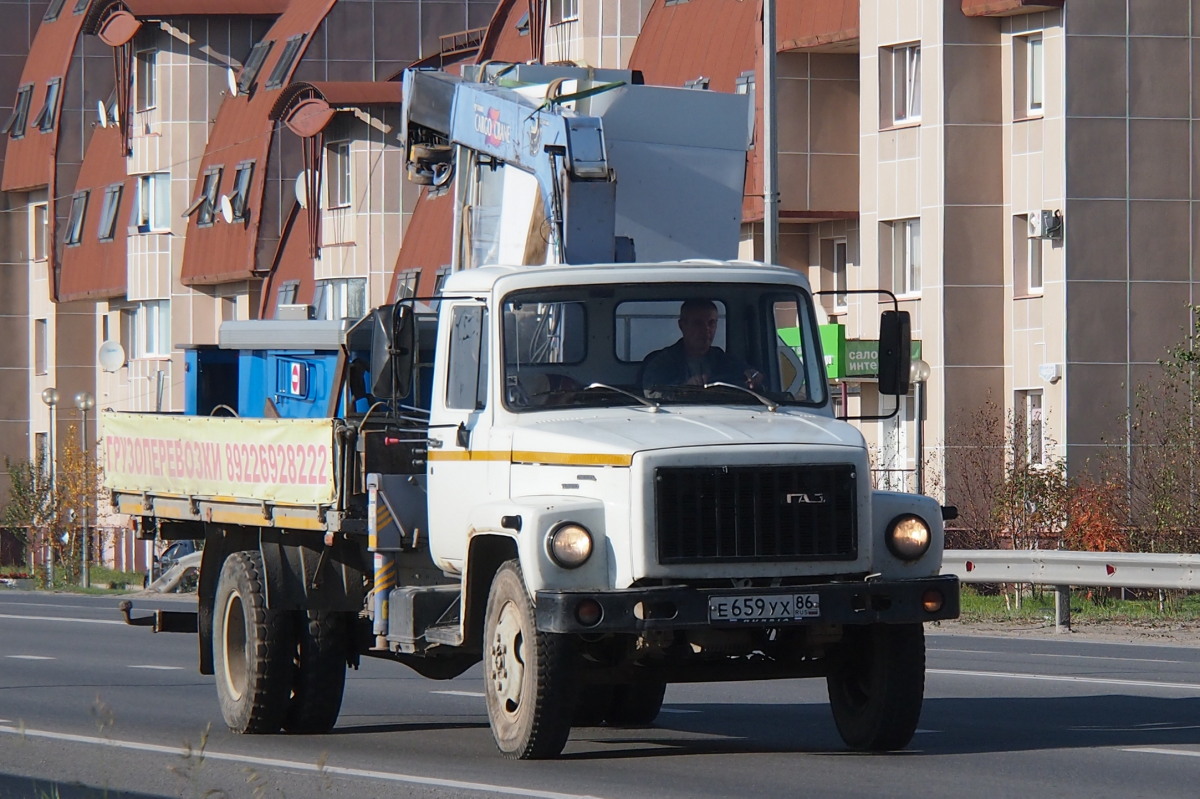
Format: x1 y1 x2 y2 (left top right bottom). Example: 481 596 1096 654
826 623 925 751
483 561 576 759
213 551 294 734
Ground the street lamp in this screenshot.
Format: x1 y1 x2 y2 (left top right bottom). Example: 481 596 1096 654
40 387 59 586
909 360 931 494
75 391 95 587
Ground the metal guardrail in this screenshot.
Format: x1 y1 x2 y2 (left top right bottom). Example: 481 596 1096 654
941 549 1200 632
942 550 1200 590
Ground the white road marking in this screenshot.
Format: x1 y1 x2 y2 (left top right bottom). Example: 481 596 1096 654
914 729 941 734
658 708 701 714
930 668 1200 691
431 690 485 698
932 648 1186 665
6 655 54 660
0 724 607 799
1125 747 1200 759
0 612 124 626
127 665 184 671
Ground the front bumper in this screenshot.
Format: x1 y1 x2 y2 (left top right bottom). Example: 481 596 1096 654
535 574 959 634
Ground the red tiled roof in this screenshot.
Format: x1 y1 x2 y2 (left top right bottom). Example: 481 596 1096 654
629 0 759 94
961 0 1064 16
121 0 288 16
57 125 129 302
180 0 337 286
259 203 316 318
0 8 88 193
778 0 858 51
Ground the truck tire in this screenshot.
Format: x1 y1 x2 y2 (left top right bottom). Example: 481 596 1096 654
283 611 348 734
483 560 576 759
213 551 294 734
826 623 925 752
605 681 667 727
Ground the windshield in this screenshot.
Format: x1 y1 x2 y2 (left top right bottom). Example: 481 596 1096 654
502 282 828 411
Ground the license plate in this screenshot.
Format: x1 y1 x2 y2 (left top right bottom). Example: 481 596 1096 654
707 593 820 623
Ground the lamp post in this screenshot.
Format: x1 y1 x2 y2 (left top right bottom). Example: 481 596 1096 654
40 387 59 586
75 391 95 587
909 359 931 494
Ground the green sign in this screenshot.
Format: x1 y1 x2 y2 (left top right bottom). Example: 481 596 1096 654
818 323 921 381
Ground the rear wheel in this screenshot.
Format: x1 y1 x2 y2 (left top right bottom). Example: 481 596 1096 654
283 611 348 733
483 561 576 759
826 623 925 751
213 551 294 734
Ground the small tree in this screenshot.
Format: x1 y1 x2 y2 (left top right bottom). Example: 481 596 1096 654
1120 306 1200 553
3 424 102 586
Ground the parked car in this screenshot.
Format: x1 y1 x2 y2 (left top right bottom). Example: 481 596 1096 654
145 540 202 590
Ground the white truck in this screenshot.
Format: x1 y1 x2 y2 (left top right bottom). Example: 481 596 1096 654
112 63 958 759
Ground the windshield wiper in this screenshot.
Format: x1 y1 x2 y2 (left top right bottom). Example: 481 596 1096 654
585 383 661 412
703 382 778 412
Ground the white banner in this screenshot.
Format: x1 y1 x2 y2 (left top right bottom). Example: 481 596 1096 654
102 412 337 505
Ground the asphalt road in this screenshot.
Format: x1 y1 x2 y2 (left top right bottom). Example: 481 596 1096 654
1 591 1198 798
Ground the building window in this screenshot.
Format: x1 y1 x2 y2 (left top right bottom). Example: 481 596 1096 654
32 203 48 261
734 70 755 96
883 218 921 296
549 0 579 24
824 238 848 311
883 44 921 126
127 300 171 358
1013 214 1043 295
313 278 366 320
35 432 48 475
185 167 222 225
1015 33 1044 118
135 48 157 112
328 141 350 208
237 39 274 95
32 78 61 132
1016 389 1044 464
515 11 530 36
275 279 301 310
43 0 67 21
684 77 710 90
73 0 90 13
229 161 254 221
1 84 33 139
433 267 452 295
97 183 123 241
34 318 47 375
65 191 88 245
393 269 420 301
133 173 170 232
265 33 306 90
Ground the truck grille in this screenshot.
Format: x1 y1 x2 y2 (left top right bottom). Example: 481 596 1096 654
654 464 857 563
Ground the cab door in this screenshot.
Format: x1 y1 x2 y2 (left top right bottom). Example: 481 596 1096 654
426 301 492 571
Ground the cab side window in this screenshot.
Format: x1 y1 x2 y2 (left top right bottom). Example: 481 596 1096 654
446 305 488 410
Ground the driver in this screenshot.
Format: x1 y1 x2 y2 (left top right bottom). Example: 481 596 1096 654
641 299 763 390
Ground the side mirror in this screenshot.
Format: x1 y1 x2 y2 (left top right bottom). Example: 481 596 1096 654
877 310 911 396
370 303 416 400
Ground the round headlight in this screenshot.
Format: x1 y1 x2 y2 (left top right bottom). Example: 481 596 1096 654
548 523 593 568
886 515 931 560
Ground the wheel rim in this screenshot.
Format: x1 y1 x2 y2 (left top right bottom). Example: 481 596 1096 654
489 599 526 718
221 590 248 701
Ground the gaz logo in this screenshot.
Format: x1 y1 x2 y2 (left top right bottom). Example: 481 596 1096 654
474 104 510 148
785 493 826 505
280 359 308 398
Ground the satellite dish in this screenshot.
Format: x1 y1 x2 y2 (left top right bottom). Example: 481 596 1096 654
97 100 108 128
98 340 125 372
227 67 238 98
218 194 234 224
294 170 308 208
109 104 119 127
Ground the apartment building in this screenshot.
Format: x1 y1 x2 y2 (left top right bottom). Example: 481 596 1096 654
631 0 1199 507
0 0 500 566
